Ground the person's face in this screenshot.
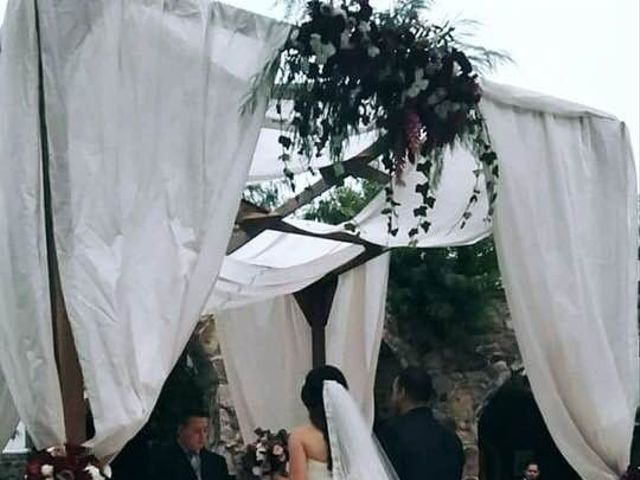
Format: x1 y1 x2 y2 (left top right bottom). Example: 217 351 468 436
178 416 209 452
524 463 540 480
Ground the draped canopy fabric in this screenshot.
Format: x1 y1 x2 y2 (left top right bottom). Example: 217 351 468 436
216 254 390 441
0 1 637 477
0 0 289 459
0 0 66 450
485 97 639 479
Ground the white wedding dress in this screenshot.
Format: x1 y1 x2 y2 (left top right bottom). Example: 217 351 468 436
307 459 332 480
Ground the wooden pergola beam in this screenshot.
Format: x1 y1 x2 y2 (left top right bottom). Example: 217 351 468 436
239 214 379 250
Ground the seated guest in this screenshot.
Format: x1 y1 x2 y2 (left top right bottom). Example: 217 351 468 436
378 366 465 480
522 461 541 480
151 408 230 480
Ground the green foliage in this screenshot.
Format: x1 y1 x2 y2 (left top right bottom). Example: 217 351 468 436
243 182 285 210
387 238 503 350
302 180 381 225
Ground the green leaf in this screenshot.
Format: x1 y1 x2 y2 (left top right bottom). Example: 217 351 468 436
278 135 293 149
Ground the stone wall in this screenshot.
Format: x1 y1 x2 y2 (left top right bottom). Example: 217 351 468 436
0 453 27 480
196 317 244 475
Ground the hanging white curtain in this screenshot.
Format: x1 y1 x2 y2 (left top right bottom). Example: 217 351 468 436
326 253 390 426
0 371 20 451
484 86 639 479
217 295 312 441
29 0 290 458
0 0 66 450
216 254 390 440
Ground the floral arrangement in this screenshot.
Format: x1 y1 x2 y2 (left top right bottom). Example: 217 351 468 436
622 467 640 480
25 445 111 480
246 0 501 241
241 428 289 479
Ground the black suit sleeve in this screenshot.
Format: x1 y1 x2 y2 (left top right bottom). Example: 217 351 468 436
452 433 465 480
202 450 232 480
217 455 231 480
377 423 406 480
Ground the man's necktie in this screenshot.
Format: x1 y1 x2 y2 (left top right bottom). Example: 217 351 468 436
188 451 202 480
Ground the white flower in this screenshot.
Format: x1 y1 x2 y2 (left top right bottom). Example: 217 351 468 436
47 446 66 457
309 33 322 52
256 447 267 462
402 68 430 100
332 7 347 20
309 33 336 65
340 30 352 49
40 465 54 478
252 466 262 476
85 464 105 480
367 46 381 58
358 21 371 34
434 100 452 119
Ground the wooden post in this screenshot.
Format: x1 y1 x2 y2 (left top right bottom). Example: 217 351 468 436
294 277 338 368
35 0 87 446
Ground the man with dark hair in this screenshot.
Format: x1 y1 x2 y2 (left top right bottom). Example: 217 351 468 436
523 461 541 480
152 408 230 480
379 367 465 480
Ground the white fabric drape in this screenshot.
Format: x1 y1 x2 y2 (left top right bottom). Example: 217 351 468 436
326 253 390 426
216 254 390 440
217 295 312 441
208 230 363 311
485 92 639 479
0 0 66 450
0 371 20 451
30 0 289 458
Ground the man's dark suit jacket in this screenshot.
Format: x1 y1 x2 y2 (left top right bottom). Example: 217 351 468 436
151 443 230 480
378 407 465 480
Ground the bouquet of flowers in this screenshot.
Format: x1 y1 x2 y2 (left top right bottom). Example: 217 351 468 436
242 428 289 479
246 0 503 240
25 445 111 480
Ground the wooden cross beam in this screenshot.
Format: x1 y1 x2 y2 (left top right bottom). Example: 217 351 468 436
227 138 389 254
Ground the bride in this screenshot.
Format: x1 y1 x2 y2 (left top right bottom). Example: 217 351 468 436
283 365 398 480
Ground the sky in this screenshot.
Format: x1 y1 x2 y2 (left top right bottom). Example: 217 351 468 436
1 0 638 159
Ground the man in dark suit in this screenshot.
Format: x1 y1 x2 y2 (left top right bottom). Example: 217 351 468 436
378 367 465 480
152 409 230 480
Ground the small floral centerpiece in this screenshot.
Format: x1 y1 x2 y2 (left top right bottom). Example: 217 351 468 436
242 428 289 479
622 467 640 480
25 445 111 480
246 0 504 241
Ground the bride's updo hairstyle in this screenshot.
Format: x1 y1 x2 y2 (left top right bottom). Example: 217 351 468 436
301 365 348 471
